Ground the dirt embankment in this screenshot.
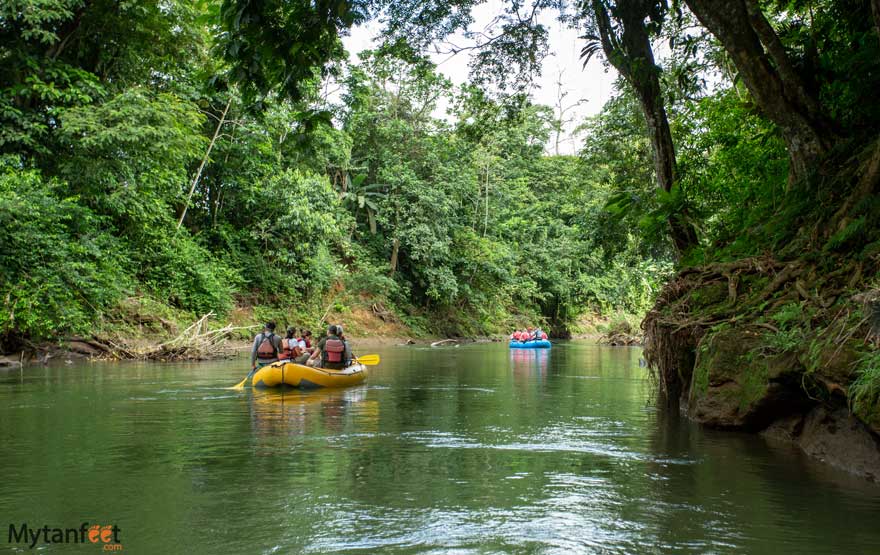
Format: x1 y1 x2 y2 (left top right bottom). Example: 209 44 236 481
643 256 880 480
16 300 505 364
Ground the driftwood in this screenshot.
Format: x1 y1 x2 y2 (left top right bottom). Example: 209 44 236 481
141 313 257 361
0 356 23 368
430 339 459 347
69 313 259 362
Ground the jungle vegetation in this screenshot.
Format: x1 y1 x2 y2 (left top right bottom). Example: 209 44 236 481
1 0 670 347
2 1 880 432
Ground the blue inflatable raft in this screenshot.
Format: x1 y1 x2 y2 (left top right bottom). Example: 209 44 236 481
509 339 551 349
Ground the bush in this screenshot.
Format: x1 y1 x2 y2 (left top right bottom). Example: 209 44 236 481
0 169 130 343
137 229 238 316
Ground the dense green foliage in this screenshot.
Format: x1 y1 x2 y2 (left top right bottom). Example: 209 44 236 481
0 1 670 348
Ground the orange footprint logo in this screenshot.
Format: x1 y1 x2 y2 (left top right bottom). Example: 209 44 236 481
88 525 102 543
88 525 114 543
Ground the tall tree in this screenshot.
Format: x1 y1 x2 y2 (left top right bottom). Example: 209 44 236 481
585 0 698 256
683 0 837 183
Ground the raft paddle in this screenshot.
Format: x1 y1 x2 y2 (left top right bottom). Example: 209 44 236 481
355 354 381 366
229 367 256 389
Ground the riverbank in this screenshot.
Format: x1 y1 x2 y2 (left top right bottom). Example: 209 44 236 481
642 141 880 481
4 291 637 364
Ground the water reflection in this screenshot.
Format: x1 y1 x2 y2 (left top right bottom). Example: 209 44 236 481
510 348 550 378
249 387 378 437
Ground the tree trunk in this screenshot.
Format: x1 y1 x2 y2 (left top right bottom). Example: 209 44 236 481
177 97 232 230
389 237 399 275
684 0 835 183
483 163 490 237
592 0 698 257
743 0 822 120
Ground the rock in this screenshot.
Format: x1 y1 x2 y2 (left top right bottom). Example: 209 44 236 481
762 407 880 481
799 407 880 481
760 413 805 443
799 338 860 396
687 326 808 430
600 332 643 346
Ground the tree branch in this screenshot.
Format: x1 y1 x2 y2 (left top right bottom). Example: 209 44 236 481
177 97 232 230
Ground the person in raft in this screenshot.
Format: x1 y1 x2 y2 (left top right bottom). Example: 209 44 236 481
336 324 354 366
251 322 282 370
291 329 312 365
278 327 304 362
307 324 347 369
299 329 314 351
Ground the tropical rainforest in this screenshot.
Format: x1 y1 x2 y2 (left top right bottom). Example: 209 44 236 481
2 1 880 448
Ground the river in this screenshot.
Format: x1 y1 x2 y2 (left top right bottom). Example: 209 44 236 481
1 342 879 554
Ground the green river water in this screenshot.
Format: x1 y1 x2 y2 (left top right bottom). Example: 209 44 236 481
2 342 879 554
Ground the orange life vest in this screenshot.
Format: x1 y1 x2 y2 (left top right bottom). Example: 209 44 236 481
256 333 278 359
279 338 301 360
322 337 345 365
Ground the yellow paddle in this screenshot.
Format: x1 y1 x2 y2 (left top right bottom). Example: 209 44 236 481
228 359 286 389
355 354 381 366
228 366 258 390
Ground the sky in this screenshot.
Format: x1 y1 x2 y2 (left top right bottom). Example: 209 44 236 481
341 2 619 155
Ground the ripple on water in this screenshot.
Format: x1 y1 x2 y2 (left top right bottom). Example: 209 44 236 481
398 423 696 467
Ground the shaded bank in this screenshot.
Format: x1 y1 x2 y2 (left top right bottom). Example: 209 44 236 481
643 141 880 480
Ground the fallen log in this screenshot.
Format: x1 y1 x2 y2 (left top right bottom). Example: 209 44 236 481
431 339 459 347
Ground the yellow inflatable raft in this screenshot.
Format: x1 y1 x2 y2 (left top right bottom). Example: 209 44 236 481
251 361 367 389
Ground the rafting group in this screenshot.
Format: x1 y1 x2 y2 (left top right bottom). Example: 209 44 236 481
234 321 552 390
509 326 551 349
232 322 372 390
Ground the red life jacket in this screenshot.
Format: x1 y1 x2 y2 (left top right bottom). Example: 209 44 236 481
279 338 301 360
540 332 548 340
322 337 345 365
301 337 311 349
256 333 278 359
